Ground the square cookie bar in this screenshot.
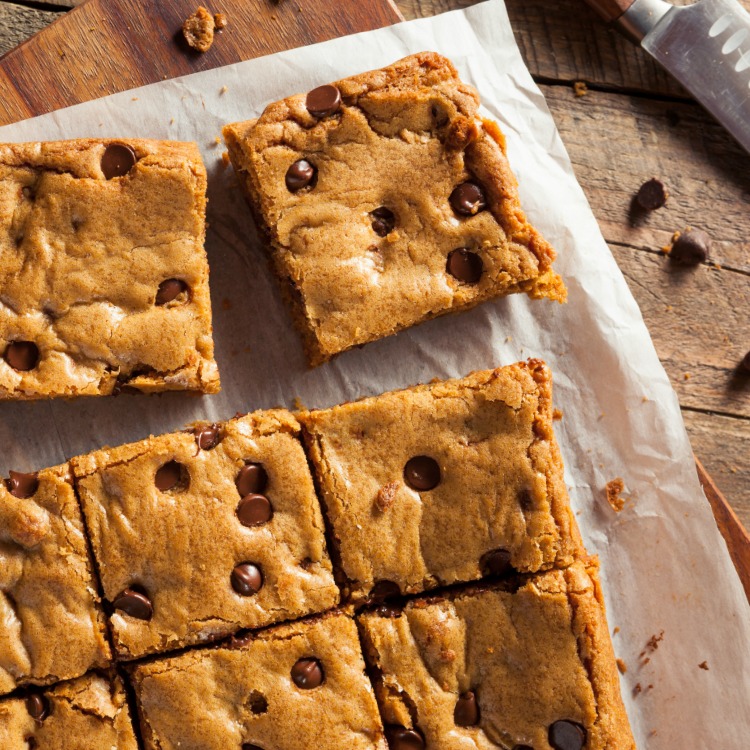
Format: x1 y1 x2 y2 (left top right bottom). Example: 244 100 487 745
73 410 338 660
130 612 387 750
0 139 219 398
300 359 582 604
0 463 110 696
359 562 635 750
224 52 565 366
0 671 138 749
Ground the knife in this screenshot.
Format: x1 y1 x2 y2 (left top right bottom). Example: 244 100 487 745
584 0 750 154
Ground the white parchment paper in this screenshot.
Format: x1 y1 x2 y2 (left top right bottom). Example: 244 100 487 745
1 0 748 745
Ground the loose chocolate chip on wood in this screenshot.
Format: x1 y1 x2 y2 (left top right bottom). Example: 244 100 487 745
156 278 189 305
306 84 341 118
101 144 137 179
236 463 268 497
741 351 750 373
549 720 587 750
285 160 316 192
113 588 153 620
635 178 668 211
385 726 425 750
404 456 441 491
26 694 50 722
370 207 396 237
155 461 185 491
481 548 512 577
231 563 263 596
7 471 39 499
669 229 710 265
194 424 220 450
369 580 401 602
447 248 483 283
454 690 480 726
449 181 487 216
291 658 324 689
4 341 39 371
237 494 273 527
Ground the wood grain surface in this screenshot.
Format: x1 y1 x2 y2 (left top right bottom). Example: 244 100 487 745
0 0 748 580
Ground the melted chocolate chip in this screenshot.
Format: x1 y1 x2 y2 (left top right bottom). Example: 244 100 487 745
291 657 324 689
113 588 153 620
194 424 220 450
404 456 441 491
7 471 39 499
101 144 137 179
449 181 487 216
236 463 268 497
155 461 185 491
237 494 273 527
369 580 401 602
385 725 425 750
670 229 710 265
635 178 667 211
242 744 265 750
4 341 39 371
549 720 587 750
155 278 189 305
512 746 534 750
370 207 396 237
305 84 341 118
454 690 480 726
286 160 316 192
481 548 513 577
25 694 50 722
231 563 263 596
447 248 483 283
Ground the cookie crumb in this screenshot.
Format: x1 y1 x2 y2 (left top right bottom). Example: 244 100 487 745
375 481 399 512
683 372 691 380
616 658 627 674
698 661 709 670
183 7 215 52
292 397 306 411
573 81 588 97
214 12 228 29
605 477 626 512
552 408 563 421
220 85 228 95
221 151 230 167
640 630 664 658
633 682 642 697
613 626 620 635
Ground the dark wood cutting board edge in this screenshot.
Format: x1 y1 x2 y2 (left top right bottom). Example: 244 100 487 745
0 0 747 597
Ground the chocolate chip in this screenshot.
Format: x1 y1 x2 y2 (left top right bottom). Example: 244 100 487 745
512 746 534 750
669 229 710 265
242 745 264 750
370 207 396 237
385 726 425 749
449 181 487 216
101 143 137 179
4 341 39 371
25 694 49 722
247 689 268 714
231 563 263 596
7 471 39 499
155 278 188 305
741 351 750 373
113 588 153 620
374 603 402 618
306 84 341 118
404 456 441 491
369 580 400 602
291 657 324 689
286 159 316 192
21 185 35 200
155 461 185 491
194 424 220 450
636 178 667 210
454 690 480 726
236 463 268 497
549 720 587 750
237 494 273 526
481 548 512 577
447 248 483 283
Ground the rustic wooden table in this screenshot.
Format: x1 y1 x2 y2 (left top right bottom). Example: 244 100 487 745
1 0 748 534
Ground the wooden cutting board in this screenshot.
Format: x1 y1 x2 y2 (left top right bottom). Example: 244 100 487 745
0 0 747 599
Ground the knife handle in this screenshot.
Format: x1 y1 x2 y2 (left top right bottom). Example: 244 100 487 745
583 0 636 24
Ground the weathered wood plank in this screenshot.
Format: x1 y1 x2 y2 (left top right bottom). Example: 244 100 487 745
0 2 61 58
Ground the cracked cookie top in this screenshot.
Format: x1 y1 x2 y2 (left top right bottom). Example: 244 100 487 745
299 359 583 604
0 139 219 399
72 409 338 660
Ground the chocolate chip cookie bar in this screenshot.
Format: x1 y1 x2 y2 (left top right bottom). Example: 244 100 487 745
0 139 220 399
72 409 339 660
130 612 388 749
358 561 635 750
223 52 565 366
299 359 582 604
0 463 110 696
0 671 138 749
